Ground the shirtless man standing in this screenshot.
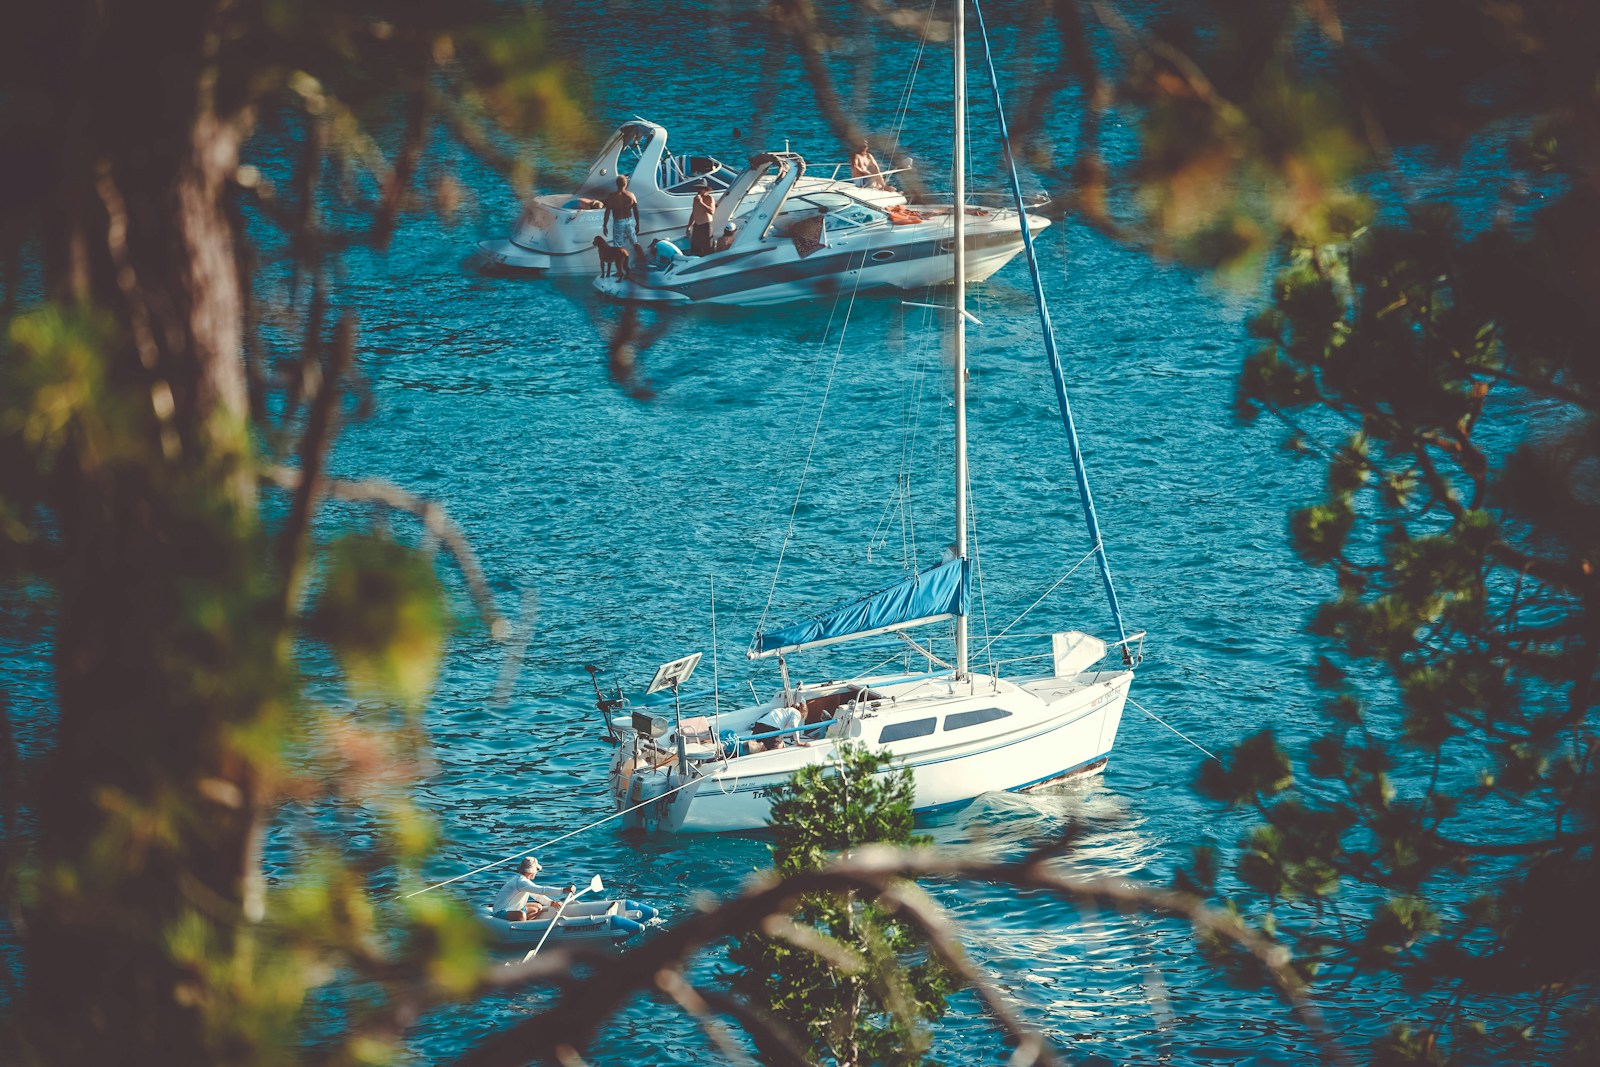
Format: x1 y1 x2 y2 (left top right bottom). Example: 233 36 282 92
687 180 716 256
602 175 643 264
850 140 890 191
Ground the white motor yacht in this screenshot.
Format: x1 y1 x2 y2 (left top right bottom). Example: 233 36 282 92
476 120 907 275
590 150 1048 306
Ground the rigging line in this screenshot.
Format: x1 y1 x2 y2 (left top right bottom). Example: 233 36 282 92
756 283 852 639
901 301 937 571
851 648 909 682
972 540 1101 661
973 0 1132 650
898 302 934 572
888 0 939 165
400 774 701 900
1126 693 1219 762
759 217 875 635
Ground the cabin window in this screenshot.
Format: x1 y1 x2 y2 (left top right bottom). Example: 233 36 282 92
944 708 1011 732
879 718 936 744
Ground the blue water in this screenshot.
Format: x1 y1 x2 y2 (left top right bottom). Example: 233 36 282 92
1 2 1532 1063
321 6 1349 1054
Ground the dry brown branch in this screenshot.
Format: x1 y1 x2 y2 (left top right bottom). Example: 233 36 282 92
276 314 354 617
94 163 181 459
371 70 433 246
770 0 930 201
262 465 509 639
760 913 865 973
874 880 1064 1067
454 844 1346 1067
654 967 758 1067
690 986 814 1067
0 686 18 911
435 90 528 190
860 0 952 40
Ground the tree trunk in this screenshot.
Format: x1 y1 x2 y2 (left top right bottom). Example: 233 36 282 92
22 1 276 1062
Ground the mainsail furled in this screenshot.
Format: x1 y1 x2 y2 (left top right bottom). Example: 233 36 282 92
750 558 969 659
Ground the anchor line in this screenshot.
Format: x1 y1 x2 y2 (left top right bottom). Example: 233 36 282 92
1125 694 1219 762
400 773 702 900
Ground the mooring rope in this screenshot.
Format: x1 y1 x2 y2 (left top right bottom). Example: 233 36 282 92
1125 693 1219 762
401 774 702 900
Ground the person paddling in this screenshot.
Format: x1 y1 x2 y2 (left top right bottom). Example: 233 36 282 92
491 857 573 921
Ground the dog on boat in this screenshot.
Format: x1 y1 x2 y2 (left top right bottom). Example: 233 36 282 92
593 235 629 277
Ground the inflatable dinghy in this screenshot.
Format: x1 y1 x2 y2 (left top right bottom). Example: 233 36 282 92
476 899 658 947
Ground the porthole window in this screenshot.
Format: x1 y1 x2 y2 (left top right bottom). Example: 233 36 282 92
944 708 1011 731
879 718 937 744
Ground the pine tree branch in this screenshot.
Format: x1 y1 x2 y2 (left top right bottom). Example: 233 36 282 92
456 846 1347 1067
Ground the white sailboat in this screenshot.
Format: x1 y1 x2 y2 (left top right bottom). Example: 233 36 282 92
604 1 1142 834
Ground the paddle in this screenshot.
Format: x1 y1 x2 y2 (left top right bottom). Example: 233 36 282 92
521 874 604 963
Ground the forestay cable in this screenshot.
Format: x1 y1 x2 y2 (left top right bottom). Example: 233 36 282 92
972 0 1133 653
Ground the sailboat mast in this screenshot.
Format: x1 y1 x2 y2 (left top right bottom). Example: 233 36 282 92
952 0 970 679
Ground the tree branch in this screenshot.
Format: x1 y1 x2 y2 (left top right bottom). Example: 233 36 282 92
454 845 1345 1067
262 465 508 640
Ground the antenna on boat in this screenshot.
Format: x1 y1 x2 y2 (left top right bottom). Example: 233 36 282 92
584 664 622 744
646 652 701 775
952 0 970 680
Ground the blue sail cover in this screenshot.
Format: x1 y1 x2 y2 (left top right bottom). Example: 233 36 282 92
751 558 970 658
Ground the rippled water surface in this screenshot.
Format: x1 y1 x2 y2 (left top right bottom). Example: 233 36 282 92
9 2 1529 1063
328 6 1367 1063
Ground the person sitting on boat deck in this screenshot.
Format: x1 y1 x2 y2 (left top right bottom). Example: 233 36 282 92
714 221 737 252
687 180 716 256
648 237 684 270
751 704 807 750
491 857 574 921
850 139 891 191
602 175 643 263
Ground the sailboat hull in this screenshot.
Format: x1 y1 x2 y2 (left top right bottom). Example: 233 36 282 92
608 670 1130 834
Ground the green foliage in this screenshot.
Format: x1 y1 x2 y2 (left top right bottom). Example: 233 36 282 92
729 745 954 1066
310 533 451 706
1167 3 1600 1059
0 2 582 1064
